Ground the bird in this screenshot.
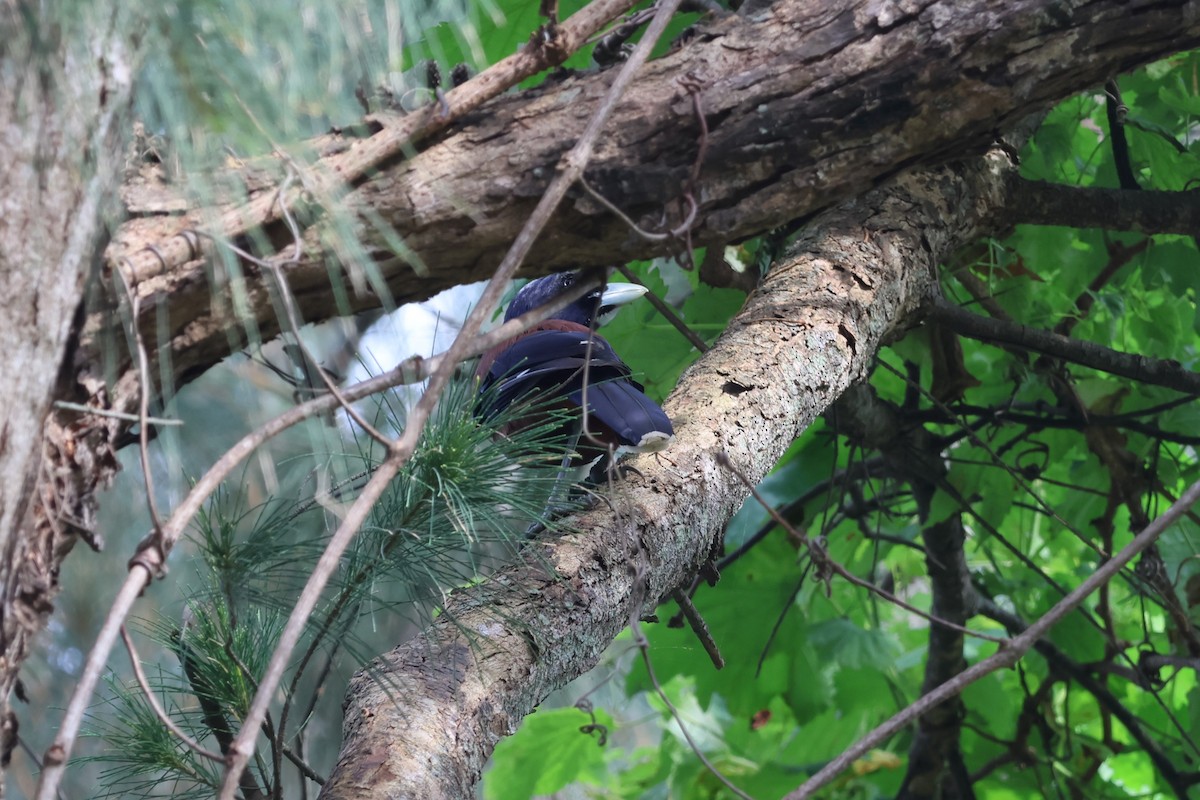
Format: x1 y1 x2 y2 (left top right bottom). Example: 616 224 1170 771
475 270 674 492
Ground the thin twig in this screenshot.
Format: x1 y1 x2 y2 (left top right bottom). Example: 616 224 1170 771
630 548 753 799
216 410 418 796
273 602 358 790
264 172 392 446
717 452 1007 643
280 740 325 787
876 358 1104 559
782 476 1200 799
604 462 749 796
17 736 65 800
576 69 706 256
113 264 165 539
670 589 724 669
52 400 182 426
120 626 227 762
215 2 685 791
615 264 709 352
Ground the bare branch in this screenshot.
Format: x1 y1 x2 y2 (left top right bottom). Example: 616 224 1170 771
1007 178 1200 236
119 626 227 764
928 298 1200 394
786 477 1200 799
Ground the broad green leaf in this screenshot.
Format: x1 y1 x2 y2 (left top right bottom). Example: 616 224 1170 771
808 618 902 672
483 706 614 800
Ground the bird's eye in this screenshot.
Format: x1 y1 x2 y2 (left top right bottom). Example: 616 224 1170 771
560 273 575 289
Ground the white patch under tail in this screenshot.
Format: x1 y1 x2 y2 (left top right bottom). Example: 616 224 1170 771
632 431 674 452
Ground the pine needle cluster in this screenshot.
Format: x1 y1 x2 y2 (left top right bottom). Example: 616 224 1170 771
83 376 577 797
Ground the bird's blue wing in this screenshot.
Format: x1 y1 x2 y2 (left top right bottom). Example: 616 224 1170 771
568 379 674 451
478 330 672 448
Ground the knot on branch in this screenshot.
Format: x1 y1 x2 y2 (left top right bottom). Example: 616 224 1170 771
129 532 170 580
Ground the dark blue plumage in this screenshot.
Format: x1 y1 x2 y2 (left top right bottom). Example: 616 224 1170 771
476 272 674 464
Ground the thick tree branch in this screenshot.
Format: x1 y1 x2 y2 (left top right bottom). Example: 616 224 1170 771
93 0 1200 406
318 145 1017 797
927 299 1200 394
1006 177 1200 236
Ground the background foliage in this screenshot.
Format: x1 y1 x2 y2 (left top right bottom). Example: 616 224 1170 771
481 49 1200 800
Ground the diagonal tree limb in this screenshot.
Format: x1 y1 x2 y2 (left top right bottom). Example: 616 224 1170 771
318 149 1019 798
214 2 689 795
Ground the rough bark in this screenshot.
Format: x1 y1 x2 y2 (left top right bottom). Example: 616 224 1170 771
0 5 138 778
317 145 1018 797
96 0 1200 408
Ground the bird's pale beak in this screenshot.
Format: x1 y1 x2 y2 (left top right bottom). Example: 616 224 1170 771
600 282 649 307
595 282 649 325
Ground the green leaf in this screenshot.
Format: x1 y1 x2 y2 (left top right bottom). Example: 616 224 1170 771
1158 77 1200 116
775 707 880 766
724 434 835 549
627 534 818 718
484 707 614 800
807 618 901 671
962 671 1017 741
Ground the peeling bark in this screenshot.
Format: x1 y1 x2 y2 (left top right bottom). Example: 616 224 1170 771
0 5 139 781
97 0 1200 406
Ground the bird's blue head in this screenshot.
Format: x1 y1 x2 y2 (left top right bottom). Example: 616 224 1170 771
504 271 648 327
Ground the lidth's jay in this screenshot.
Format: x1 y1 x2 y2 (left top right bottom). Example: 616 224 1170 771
475 271 674 491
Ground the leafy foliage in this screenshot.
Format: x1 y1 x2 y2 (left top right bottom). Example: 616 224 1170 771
483 52 1200 800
